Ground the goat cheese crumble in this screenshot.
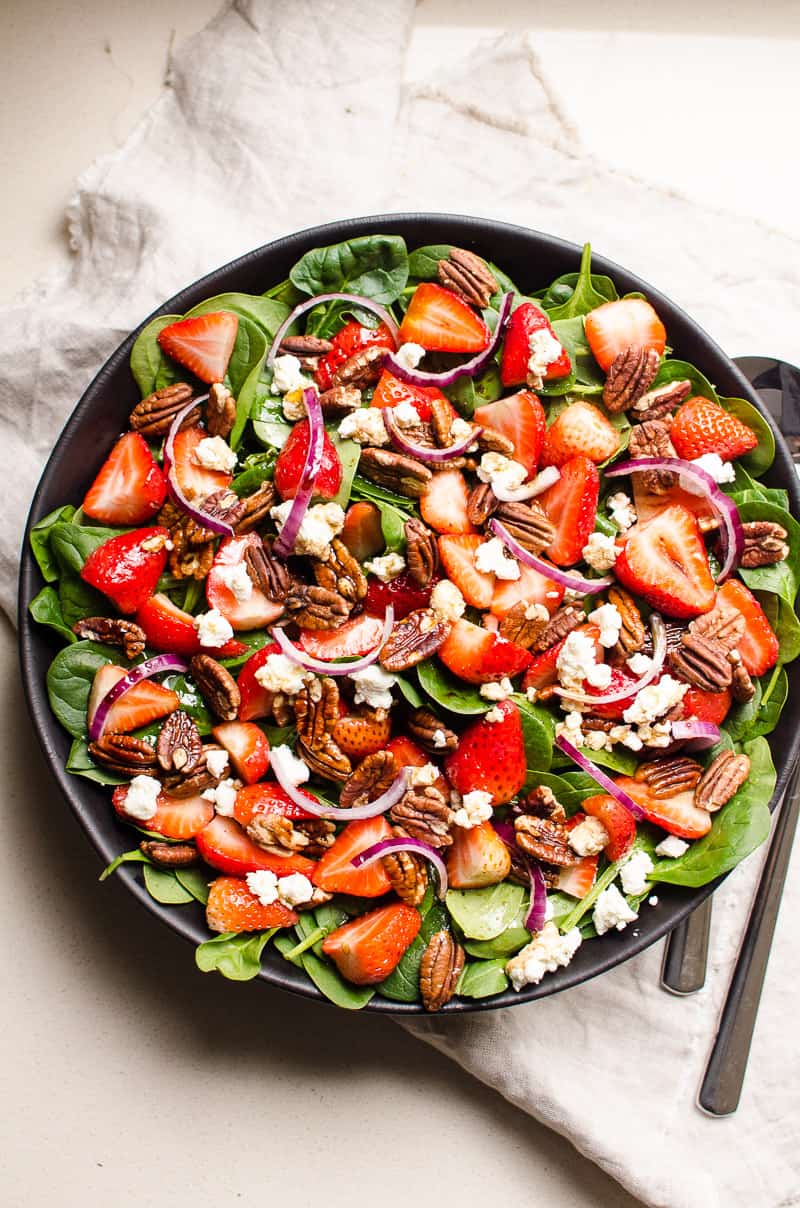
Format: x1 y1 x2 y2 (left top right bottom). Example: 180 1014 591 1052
588 602 623 649
655 834 690 859
392 400 422 428
270 745 310 787
453 789 493 829
568 816 609 857
192 435 237 474
691 452 736 484
195 608 235 648
337 408 389 446
479 678 514 701
430 578 466 622
475 537 520 580
526 327 564 390
506 922 582 990
620 850 655 897
582 531 619 572
593 884 638 935
557 629 612 691
408 762 440 787
216 560 254 602
270 500 345 560
477 452 529 495
364 552 406 582
276 872 315 908
622 675 688 725
350 664 396 711
124 775 161 821
204 747 230 779
607 491 636 530
394 342 426 371
246 870 279 905
255 653 307 696
271 353 311 396
201 778 239 816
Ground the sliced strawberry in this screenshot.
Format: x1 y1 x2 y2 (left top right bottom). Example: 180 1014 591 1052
538 455 599 566
196 815 316 877
438 534 495 608
88 664 179 734
273 418 342 501
112 784 213 839
444 699 527 806
717 579 780 676
419 469 475 535
614 504 716 619
211 722 271 785
340 502 384 561
540 401 620 468
680 685 733 726
235 642 281 721
520 624 603 694
584 298 666 372
473 391 547 476
438 617 531 685
299 612 387 659
206 876 298 934
322 902 421 985
579 666 640 721
157 311 239 383
312 816 394 897
332 709 392 759
206 534 285 631
581 793 637 862
135 593 243 658
557 815 598 899
670 396 758 462
80 527 168 615
168 424 233 501
315 321 396 393
398 283 490 354
489 561 565 619
83 432 167 525
632 477 716 526
614 778 711 842
363 569 433 621
385 735 449 797
234 781 318 828
500 302 571 388
370 370 454 423
446 820 512 889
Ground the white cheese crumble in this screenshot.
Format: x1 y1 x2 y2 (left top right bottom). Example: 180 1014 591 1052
627 652 653 677
622 674 688 725
568 816 609 857
450 417 476 445
276 872 315 908
582 531 619 573
255 653 308 697
620 850 655 897
526 326 564 390
124 775 161 821
484 706 504 723
193 435 237 474
475 537 520 581
350 663 396 711
430 578 466 622
588 602 623 649
364 552 406 582
337 407 390 446
195 608 235 649
479 678 513 701
593 884 639 935
201 777 239 817
609 724 644 752
394 342 426 371
655 834 690 859
271 353 311 396
217 560 254 603
204 748 230 779
453 789 494 829
408 762 440 787
691 452 736 484
477 452 529 495
392 400 422 428
270 500 345 560
432 729 448 749
246 869 279 905
556 630 611 691
649 896 659 907
506 922 582 990
607 491 636 530
526 602 550 623
270 744 310 787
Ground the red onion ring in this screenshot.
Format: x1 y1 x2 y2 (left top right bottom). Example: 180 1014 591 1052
352 837 448 899
272 387 324 558
554 736 647 820
269 749 410 820
526 860 548 932
163 393 235 538
671 720 721 750
382 292 514 388
382 408 482 462
490 465 561 503
488 518 613 595
605 457 744 581
267 293 400 367
551 614 666 705
88 654 188 741
270 606 395 674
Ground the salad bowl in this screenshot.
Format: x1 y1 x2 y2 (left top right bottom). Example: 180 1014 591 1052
19 213 800 1012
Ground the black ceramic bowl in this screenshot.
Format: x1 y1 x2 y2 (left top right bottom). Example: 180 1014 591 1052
19 213 800 1013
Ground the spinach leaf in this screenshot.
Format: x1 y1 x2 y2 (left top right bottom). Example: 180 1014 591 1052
29 587 75 644
393 673 425 708
725 463 788 508
100 849 152 880
274 933 375 1009
58 574 107 626
759 594 800 664
455 958 509 998
720 396 775 476
543 244 617 321
67 737 127 785
142 864 195 905
175 868 211 905
49 522 126 577
349 474 416 514
264 278 305 307
511 694 555 772
29 504 76 581
290 235 409 305
416 659 489 715
551 743 637 776
725 668 787 742
196 929 279 980
736 501 800 603
463 924 530 960
304 297 380 340
446 883 527 941
650 737 775 887
130 314 182 396
231 449 276 496
330 433 361 510
378 903 447 1003
251 385 292 450
160 673 213 735
46 640 120 737
550 315 605 394
407 244 451 280
218 630 271 671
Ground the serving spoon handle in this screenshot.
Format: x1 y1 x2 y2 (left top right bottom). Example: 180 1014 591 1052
661 898 712 995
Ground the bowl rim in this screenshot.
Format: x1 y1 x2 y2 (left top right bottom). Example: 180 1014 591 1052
18 210 800 1014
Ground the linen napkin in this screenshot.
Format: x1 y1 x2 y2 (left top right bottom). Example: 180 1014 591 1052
2 3 799 1205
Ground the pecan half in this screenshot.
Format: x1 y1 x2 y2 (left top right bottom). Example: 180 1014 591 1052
88 734 157 775
531 605 584 653
332 345 387 389
391 786 455 848
630 378 692 423
129 383 199 438
294 677 352 782
161 748 219 797
603 346 661 413
437 248 499 309
627 419 677 493
234 481 277 533
430 395 454 447
139 840 198 868
340 750 397 811
407 707 458 755
494 501 556 555
156 710 203 775
634 756 702 798
695 750 750 811
72 617 146 660
245 539 290 601
358 448 432 498
669 631 733 692
285 583 350 630
498 600 550 649
189 654 241 721
199 488 246 533
247 814 335 859
279 335 334 357
741 520 789 568
477 426 516 457
607 586 646 664
206 382 236 440
382 842 428 907
512 785 566 823
420 929 465 1012
314 538 367 603
318 385 362 419
379 609 452 672
727 648 756 703
467 483 498 526
405 516 439 587
514 814 577 867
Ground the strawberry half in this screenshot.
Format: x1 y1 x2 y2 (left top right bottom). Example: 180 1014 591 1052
584 298 666 372
614 504 716 619
420 469 475 535
168 424 233 501
717 579 780 676
538 455 600 567
581 793 637 862
206 876 298 934
444 699 527 806
80 526 168 614
273 418 342 501
236 642 282 721
473 391 547 476
299 612 387 659
315 321 396 393
499 302 571 388
579 666 640 721
88 664 179 735
322 902 421 985
370 370 454 423
196 815 316 877
614 778 711 842
112 784 213 839
206 534 286 631
446 820 512 889
211 722 271 785
234 781 318 828
135 593 244 658
341 502 384 561
332 709 392 759
438 617 531 685
157 311 239 383
521 622 603 693
438 534 495 609
363 569 433 621
83 432 167 525
398 283 490 354
540 400 620 468
312 816 394 897
670 396 758 462
680 685 733 726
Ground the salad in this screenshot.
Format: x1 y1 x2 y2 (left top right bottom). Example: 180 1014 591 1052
28 234 798 1010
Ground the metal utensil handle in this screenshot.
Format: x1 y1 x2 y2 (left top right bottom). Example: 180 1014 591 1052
698 762 800 1116
661 897 713 995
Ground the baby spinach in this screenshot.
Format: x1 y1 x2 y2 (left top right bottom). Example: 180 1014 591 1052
46 640 120 738
331 433 361 511
175 868 210 905
463 920 530 960
445 361 503 416
511 694 555 772
218 630 271 671
289 234 409 306
349 474 416 514
160 672 213 735
49 522 126 577
416 659 489 715
455 958 509 998
100 849 153 880
551 743 637 777
67 737 127 785
251 386 292 450
274 932 375 1009
759 594 800 665
196 928 279 981
58 575 107 627
393 673 425 708
446 883 527 941
725 667 787 742
736 501 800 604
379 903 447 1003
130 314 182 396
231 449 276 496
29 504 76 581
650 737 775 888
142 863 195 905
29 587 75 644
304 297 380 340
550 315 605 394
542 243 617 321
726 463 787 508
407 244 451 281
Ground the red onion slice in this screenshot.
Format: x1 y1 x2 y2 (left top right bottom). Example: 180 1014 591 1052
554 736 647 821
488 518 613 595
551 614 666 705
382 408 482 462
671 720 721 750
526 860 548 932
605 456 744 581
352 837 448 899
162 393 236 538
272 387 324 557
270 606 394 674
269 750 410 821
490 465 561 503
267 293 400 367
88 654 188 741
382 292 514 388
